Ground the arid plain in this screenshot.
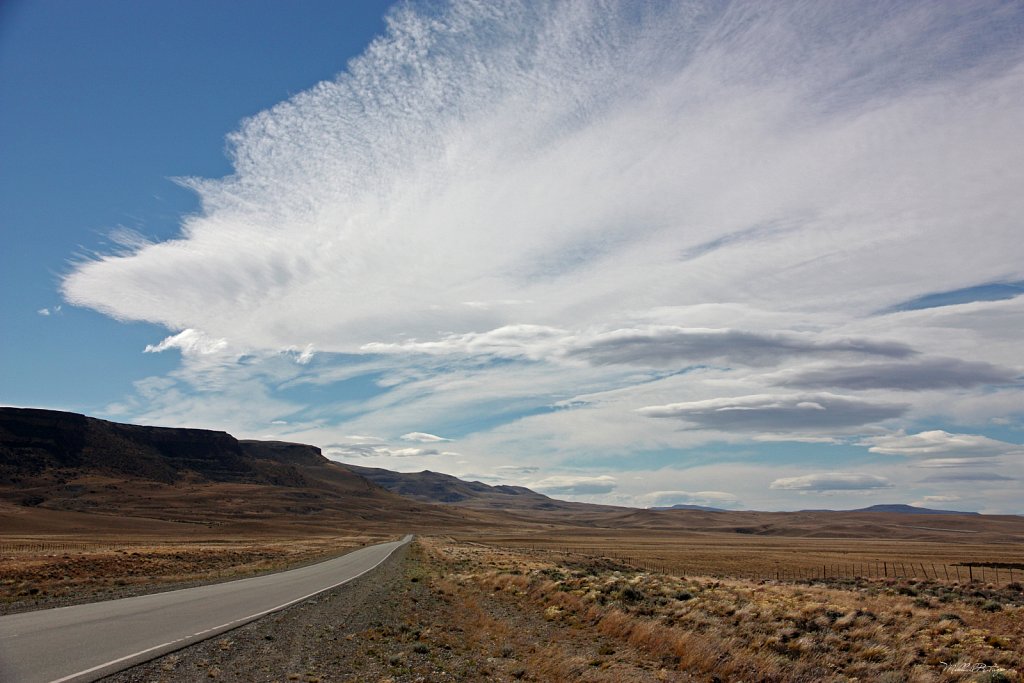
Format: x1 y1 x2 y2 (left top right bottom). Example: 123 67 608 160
2 408 1022 681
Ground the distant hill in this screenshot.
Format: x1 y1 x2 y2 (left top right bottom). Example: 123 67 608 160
649 503 727 512
797 504 979 515
0 407 472 533
849 504 980 516
343 464 623 513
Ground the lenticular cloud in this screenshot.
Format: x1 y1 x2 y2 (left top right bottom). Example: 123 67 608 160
62 0 1024 354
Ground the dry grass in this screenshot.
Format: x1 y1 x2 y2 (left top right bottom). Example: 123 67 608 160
419 537 1023 682
0 534 385 609
469 529 1024 585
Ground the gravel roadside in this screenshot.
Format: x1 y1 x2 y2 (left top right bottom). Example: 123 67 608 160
102 541 454 683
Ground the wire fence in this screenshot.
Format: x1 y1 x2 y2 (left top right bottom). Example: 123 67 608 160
500 544 1022 586
0 541 150 555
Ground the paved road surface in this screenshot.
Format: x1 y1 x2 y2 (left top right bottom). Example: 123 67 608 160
0 535 411 683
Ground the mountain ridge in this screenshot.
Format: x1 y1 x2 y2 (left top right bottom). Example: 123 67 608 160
342 464 625 513
799 504 980 516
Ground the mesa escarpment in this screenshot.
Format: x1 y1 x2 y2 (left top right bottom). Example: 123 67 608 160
0 407 475 533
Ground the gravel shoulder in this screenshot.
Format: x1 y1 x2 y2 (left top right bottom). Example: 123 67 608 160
103 541 431 683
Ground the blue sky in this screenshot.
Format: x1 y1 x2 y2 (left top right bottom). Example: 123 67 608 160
2 0 1023 513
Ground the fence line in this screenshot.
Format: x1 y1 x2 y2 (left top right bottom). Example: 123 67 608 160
499 544 1019 586
0 540 150 555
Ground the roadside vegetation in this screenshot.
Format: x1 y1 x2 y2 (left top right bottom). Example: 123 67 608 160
413 538 1022 682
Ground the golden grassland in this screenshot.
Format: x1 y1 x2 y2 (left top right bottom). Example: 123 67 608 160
467 529 1024 585
420 537 1023 682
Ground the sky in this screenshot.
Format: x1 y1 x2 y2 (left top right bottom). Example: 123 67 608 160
2 0 1022 514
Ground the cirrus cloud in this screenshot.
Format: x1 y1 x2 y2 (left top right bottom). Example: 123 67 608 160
48 0 1024 513
61 1 1024 356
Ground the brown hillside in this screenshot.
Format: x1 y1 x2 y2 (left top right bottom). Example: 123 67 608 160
344 463 625 513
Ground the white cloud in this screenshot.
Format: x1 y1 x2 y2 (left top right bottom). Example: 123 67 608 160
37 305 61 316
774 358 1019 391
642 490 739 509
529 474 617 496
495 465 539 475
367 324 913 368
911 458 1003 469
400 432 451 443
769 473 893 491
637 393 907 432
324 441 453 459
284 344 315 365
862 430 1024 458
917 495 960 503
752 435 841 444
144 329 229 357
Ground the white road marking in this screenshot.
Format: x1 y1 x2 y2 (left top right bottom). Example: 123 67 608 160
46 536 409 683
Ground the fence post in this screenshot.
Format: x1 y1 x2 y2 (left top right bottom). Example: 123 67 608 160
968 565 973 582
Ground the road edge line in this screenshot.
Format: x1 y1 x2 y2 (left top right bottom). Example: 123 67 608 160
49 535 412 683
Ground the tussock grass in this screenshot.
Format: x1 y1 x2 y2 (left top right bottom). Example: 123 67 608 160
421 538 1023 682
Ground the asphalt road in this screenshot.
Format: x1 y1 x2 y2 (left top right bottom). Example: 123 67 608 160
0 535 411 683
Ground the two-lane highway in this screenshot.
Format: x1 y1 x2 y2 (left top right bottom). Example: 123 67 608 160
0 535 411 683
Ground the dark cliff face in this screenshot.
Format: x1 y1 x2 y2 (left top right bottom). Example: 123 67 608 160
239 440 329 467
0 407 373 495
0 407 266 484
0 407 455 527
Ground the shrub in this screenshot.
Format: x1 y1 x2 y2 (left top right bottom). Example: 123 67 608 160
974 672 1012 683
620 586 644 603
